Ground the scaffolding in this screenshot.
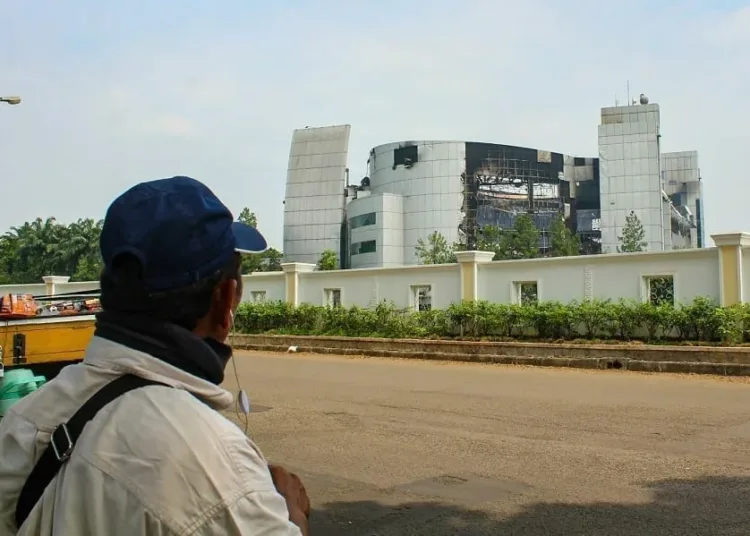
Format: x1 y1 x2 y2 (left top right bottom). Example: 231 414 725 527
461 149 565 251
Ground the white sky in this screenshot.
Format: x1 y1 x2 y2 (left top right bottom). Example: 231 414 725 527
1 1 748 249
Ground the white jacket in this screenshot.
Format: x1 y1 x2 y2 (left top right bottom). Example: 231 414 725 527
0 336 302 535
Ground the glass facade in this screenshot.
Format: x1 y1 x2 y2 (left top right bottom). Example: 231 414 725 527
351 240 376 255
464 142 567 253
350 212 376 229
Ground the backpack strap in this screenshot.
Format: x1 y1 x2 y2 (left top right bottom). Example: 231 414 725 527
15 374 169 529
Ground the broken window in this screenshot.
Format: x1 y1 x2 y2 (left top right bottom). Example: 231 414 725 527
351 240 376 255
350 212 376 229
394 145 418 168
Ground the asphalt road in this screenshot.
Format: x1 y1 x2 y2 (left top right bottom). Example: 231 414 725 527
222 352 750 535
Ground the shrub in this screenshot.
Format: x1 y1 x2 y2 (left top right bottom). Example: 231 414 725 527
610 300 640 340
574 299 613 339
529 302 576 339
233 296 746 345
635 301 671 342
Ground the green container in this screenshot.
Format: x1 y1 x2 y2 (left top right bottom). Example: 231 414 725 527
0 369 46 419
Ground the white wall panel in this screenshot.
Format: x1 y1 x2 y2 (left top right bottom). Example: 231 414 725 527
348 193 405 268
479 248 718 304
598 104 663 253
241 273 285 303
283 125 351 266
0 249 725 311
298 264 461 309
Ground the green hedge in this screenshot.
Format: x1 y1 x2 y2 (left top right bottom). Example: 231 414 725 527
234 298 750 345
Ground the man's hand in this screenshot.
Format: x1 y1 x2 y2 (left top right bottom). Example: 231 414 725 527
269 464 310 534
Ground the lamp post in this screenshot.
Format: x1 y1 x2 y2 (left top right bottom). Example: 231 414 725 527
0 96 21 105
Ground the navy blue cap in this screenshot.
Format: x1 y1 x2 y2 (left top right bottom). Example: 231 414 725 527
100 176 267 292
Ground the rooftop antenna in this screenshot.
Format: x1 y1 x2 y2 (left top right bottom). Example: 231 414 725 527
627 80 631 106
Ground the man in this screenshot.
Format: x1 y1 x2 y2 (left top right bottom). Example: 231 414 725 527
0 176 310 535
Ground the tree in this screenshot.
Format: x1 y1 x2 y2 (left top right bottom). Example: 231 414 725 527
72 255 103 282
235 208 284 274
263 248 283 272
0 234 19 284
549 216 580 257
65 218 104 280
497 214 540 260
0 217 103 283
415 231 455 265
476 225 504 260
461 219 541 261
0 208 285 283
238 208 257 228
317 249 338 271
619 211 647 253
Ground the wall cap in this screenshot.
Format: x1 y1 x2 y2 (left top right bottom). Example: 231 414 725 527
281 262 316 274
454 251 496 264
42 275 71 284
711 233 750 248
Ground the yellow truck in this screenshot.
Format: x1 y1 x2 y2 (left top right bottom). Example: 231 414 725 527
0 291 98 379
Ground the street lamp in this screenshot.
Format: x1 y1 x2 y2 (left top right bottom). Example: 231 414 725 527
0 96 21 105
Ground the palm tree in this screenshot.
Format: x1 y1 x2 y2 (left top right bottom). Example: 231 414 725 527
0 216 104 283
65 219 103 280
9 219 63 281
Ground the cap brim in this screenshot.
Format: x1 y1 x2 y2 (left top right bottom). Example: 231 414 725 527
232 222 268 254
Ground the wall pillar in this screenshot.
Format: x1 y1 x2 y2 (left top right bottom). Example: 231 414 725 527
42 275 70 297
711 233 750 306
280 263 316 306
454 251 495 302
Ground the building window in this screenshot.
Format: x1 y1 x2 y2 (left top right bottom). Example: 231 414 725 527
351 240 376 255
574 157 586 166
350 212 376 229
645 276 674 306
250 291 267 303
514 281 538 305
411 285 432 312
324 288 342 308
393 145 418 168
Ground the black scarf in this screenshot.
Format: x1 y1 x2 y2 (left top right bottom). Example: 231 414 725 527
94 310 232 385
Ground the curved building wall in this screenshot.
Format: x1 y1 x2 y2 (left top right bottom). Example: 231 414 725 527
367 141 465 264
283 125 351 265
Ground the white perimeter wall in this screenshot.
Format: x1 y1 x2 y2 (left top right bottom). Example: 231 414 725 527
298 264 460 309
479 248 718 304
1 248 723 309
241 273 285 303
0 281 99 297
257 248 719 308
742 247 750 304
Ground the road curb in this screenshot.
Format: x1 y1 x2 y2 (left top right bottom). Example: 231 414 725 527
230 334 750 377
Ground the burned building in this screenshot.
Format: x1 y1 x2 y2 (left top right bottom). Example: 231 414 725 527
282 101 704 269
341 141 597 268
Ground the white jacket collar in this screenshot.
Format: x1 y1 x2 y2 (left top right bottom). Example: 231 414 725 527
82 336 235 410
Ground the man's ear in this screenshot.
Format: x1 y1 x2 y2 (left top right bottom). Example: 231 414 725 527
213 278 238 330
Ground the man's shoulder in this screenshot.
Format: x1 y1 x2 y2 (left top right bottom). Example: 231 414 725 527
0 365 289 534
75 385 278 529
84 383 273 489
